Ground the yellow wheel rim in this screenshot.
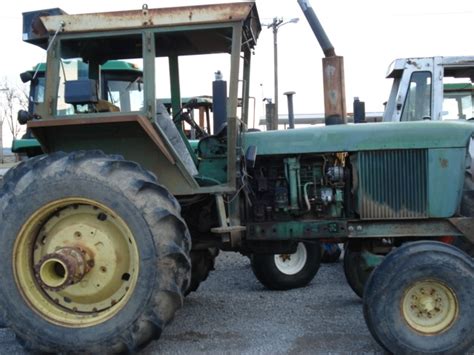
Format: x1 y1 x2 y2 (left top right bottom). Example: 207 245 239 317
14 198 139 327
402 279 458 334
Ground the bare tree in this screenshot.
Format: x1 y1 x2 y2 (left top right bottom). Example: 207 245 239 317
0 77 28 141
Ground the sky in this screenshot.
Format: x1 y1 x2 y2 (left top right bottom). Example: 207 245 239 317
0 0 473 145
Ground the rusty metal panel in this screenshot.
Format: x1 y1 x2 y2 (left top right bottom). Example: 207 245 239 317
41 2 256 34
322 56 346 123
358 149 428 219
347 220 463 239
28 115 175 163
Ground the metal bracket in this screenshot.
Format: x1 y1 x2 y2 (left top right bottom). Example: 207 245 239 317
211 194 245 248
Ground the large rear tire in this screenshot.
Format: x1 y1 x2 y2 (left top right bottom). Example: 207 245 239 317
250 241 321 290
0 151 191 353
363 241 474 354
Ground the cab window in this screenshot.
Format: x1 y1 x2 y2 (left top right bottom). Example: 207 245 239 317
401 72 432 121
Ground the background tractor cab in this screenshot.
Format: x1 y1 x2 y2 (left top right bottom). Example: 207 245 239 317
382 56 474 122
15 60 143 156
21 60 143 115
13 58 214 157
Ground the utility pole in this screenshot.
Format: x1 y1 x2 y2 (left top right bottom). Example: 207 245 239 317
271 17 282 131
266 17 299 130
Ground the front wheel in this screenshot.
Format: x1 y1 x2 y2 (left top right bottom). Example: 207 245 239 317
363 241 474 354
0 151 191 353
250 241 321 290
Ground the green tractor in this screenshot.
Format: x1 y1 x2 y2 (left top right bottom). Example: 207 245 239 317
1 2 473 353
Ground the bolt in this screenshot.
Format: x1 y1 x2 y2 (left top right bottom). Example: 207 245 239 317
348 226 354 232
356 225 363 231
80 280 88 288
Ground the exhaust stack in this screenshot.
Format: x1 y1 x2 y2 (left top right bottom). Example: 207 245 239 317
297 0 346 124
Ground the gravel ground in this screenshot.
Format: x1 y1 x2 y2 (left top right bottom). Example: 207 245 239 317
147 252 384 354
0 251 384 354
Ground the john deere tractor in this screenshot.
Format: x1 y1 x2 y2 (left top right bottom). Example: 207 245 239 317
0 2 472 353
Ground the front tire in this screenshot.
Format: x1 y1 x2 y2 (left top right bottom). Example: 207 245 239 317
363 241 474 354
343 241 383 298
0 151 191 353
250 241 321 290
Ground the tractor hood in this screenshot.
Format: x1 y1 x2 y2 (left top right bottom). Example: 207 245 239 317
243 121 474 155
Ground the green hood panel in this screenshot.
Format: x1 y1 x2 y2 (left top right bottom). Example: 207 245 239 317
243 121 474 155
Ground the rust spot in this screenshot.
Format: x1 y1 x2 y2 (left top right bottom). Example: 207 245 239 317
439 158 448 168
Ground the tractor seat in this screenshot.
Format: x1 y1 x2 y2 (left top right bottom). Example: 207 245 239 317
64 79 120 113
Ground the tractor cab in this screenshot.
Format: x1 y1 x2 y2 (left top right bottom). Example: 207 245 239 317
21 3 261 195
383 56 474 122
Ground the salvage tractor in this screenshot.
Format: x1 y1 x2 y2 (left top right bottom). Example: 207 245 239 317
1 2 473 353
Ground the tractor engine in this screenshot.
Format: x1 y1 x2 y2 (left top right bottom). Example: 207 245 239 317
248 154 350 221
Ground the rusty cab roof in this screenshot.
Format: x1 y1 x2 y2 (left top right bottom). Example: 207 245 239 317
23 2 261 57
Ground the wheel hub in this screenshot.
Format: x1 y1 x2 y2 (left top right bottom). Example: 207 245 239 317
402 280 458 334
14 199 139 327
274 243 307 275
35 247 90 291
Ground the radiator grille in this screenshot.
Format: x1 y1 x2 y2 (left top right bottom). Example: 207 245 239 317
358 149 428 219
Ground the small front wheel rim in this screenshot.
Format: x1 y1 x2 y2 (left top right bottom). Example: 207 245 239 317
401 279 458 334
14 198 140 328
274 243 307 275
